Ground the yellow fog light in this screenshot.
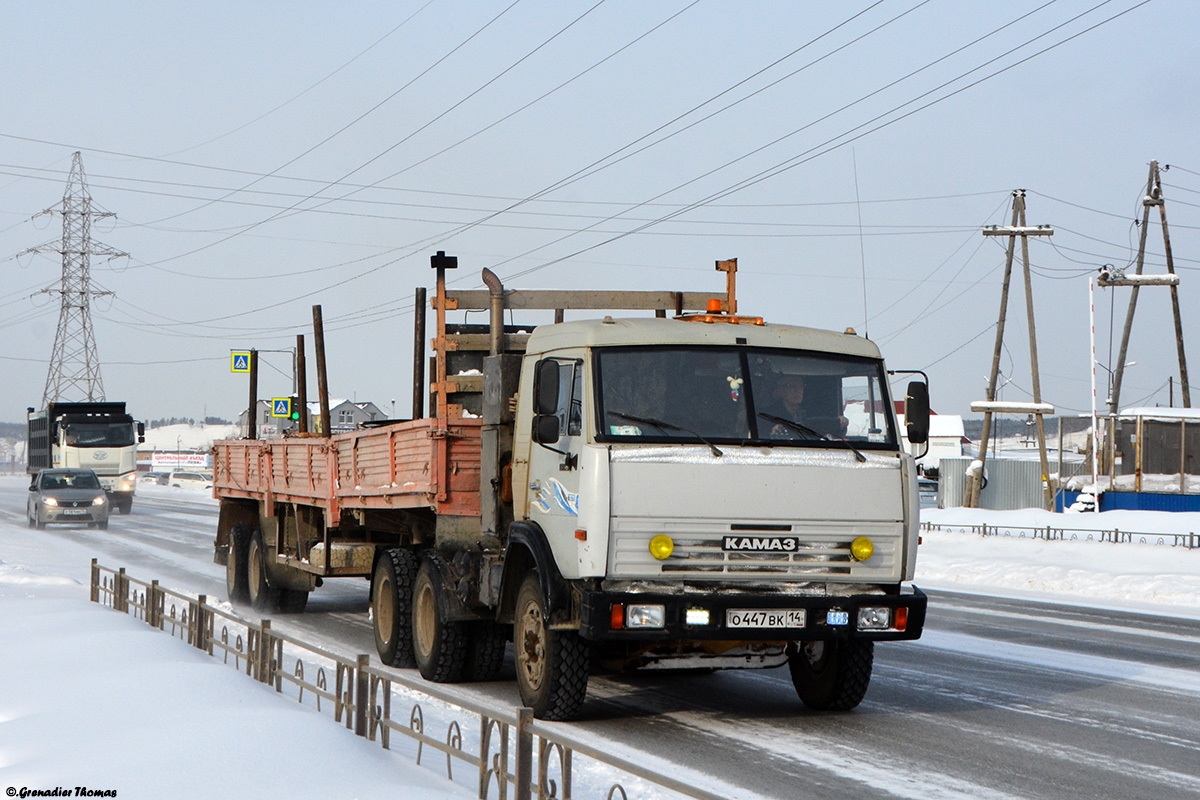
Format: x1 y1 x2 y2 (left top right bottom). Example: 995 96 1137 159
850 536 874 562
648 534 675 560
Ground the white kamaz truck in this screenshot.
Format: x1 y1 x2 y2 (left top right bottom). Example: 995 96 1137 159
214 256 930 720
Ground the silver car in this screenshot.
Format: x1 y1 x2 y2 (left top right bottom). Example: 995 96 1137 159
27 468 110 529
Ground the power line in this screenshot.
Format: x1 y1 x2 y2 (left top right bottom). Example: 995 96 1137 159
164 0 439 156
495 0 1148 284
139 0 526 231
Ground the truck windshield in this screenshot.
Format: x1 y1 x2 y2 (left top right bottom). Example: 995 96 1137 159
62 423 135 448
595 346 898 450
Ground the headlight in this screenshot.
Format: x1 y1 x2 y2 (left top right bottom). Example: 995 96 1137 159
685 608 711 626
857 607 891 630
93 496 107 506
42 497 58 506
626 604 666 629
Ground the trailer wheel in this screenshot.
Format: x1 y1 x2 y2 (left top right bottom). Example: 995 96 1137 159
225 524 251 603
514 573 589 720
412 554 469 682
247 531 281 612
788 639 873 711
463 620 509 682
372 548 418 667
279 589 309 614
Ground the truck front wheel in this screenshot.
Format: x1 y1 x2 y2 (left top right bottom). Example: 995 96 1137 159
225 524 251 603
412 555 468 682
788 639 873 711
513 573 589 720
373 548 418 667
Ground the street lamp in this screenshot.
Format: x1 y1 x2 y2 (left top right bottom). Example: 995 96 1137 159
1097 361 1136 407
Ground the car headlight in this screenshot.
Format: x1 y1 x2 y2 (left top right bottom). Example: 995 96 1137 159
93 496 107 506
42 497 58 506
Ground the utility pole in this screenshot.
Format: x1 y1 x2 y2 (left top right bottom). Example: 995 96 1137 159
1106 160 1189 414
23 152 128 404
964 190 1056 510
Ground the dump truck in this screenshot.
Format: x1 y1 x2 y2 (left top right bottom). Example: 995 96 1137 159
28 401 144 514
213 254 930 720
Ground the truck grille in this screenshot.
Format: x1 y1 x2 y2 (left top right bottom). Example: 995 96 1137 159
609 518 901 582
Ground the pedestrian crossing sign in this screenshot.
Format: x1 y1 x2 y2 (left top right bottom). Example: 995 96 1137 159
231 352 251 373
271 398 292 418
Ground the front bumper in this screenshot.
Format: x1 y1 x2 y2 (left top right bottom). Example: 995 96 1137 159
580 586 927 642
41 506 108 525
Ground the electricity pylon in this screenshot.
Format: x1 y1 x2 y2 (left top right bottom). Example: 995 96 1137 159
23 152 127 404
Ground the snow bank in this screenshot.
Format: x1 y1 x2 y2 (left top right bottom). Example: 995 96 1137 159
0 546 466 799
920 507 1200 618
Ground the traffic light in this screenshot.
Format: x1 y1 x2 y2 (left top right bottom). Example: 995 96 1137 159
290 396 300 421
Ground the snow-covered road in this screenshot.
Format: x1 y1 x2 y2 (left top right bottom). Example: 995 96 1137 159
3 473 1199 799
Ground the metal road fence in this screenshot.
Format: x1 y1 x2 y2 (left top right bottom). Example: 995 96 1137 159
921 521 1199 549
88 560 728 800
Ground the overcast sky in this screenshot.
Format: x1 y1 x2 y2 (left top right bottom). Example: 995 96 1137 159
1 0 1196 425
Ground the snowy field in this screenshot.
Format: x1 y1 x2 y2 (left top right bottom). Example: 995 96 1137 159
2 471 1199 799
921 506 1200 620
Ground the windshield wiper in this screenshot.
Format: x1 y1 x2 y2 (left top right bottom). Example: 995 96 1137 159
610 411 724 458
758 412 866 463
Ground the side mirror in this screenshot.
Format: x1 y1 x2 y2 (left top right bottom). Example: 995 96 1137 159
533 359 560 416
905 381 930 444
137 421 145 444
533 414 560 445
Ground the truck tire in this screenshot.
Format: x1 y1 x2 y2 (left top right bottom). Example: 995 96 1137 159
372 548 418 668
247 531 281 612
788 639 873 711
279 589 309 614
514 573 589 720
463 620 508 682
412 554 469 682
225 524 251 603
118 500 132 515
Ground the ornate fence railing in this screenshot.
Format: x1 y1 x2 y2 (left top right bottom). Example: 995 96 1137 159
89 560 727 800
920 521 1199 549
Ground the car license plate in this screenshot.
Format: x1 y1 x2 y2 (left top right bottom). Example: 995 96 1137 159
826 610 850 626
726 609 806 629
62 509 88 516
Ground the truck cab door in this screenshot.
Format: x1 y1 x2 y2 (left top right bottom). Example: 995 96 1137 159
526 357 585 564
